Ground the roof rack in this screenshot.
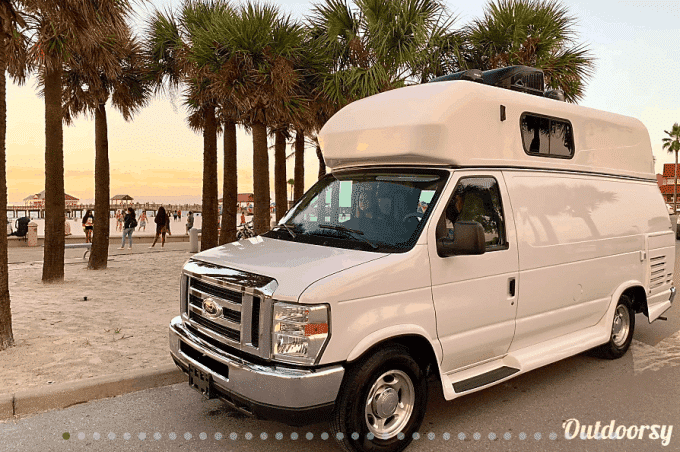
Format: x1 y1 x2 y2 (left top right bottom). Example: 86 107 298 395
429 65 548 98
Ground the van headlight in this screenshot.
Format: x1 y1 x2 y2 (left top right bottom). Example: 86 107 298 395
272 302 330 365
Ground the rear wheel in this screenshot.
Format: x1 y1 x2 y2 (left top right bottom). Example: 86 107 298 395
596 294 635 359
331 345 428 452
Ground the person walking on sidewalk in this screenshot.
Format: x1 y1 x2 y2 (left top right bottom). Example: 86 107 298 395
82 210 94 243
118 207 136 250
186 211 194 235
165 210 172 236
150 206 168 248
138 212 147 232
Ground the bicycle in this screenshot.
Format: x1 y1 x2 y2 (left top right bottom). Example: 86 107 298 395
236 220 255 240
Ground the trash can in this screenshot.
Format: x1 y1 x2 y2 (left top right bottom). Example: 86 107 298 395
27 221 38 247
189 227 201 253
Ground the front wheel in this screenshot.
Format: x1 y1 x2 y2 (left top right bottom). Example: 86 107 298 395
331 345 428 452
595 294 635 359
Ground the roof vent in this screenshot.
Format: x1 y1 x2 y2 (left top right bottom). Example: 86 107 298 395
544 89 565 102
429 65 545 97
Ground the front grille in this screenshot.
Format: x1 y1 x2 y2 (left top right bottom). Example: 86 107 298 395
251 297 261 347
189 312 241 342
189 293 241 323
191 278 242 304
183 266 274 359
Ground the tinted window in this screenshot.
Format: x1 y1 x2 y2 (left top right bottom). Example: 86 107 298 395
441 177 507 251
521 113 574 158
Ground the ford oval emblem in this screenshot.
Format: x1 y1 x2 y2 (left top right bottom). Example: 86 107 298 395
202 298 222 319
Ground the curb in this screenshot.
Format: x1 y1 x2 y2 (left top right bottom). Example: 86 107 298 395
0 364 185 421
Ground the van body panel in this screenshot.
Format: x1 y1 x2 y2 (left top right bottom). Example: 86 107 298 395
190 236 386 302
301 245 438 365
503 172 670 266
441 287 617 401
427 170 520 373
501 171 673 347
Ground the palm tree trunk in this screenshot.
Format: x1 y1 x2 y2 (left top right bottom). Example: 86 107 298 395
274 129 287 223
252 122 270 235
315 137 326 179
0 59 14 350
201 106 219 251
88 103 110 269
42 66 65 282
294 129 304 201
219 120 237 245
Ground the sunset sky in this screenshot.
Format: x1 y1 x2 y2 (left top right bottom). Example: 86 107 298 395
6 0 680 204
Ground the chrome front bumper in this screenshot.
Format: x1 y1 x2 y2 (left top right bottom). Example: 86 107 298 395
169 316 344 411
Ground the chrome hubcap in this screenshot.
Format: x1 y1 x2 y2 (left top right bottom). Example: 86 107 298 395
612 305 630 347
364 370 414 440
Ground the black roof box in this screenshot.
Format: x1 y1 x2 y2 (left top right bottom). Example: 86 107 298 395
429 65 545 96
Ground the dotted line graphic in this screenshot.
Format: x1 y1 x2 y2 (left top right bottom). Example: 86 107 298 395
63 431 560 441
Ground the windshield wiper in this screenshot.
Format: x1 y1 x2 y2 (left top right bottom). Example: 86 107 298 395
273 222 297 238
319 224 378 249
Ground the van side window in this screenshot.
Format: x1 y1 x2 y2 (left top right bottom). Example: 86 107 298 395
521 113 574 158
442 177 507 251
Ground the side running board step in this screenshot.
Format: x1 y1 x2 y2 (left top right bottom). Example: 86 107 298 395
452 366 519 393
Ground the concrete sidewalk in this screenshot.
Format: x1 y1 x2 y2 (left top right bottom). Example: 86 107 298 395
1 241 200 421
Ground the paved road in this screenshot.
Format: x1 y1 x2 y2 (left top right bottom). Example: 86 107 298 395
1 243 679 451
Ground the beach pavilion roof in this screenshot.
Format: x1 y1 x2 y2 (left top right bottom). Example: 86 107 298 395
111 194 134 201
23 190 79 202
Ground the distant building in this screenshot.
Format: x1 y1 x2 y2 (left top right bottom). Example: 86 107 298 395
111 194 134 205
660 164 680 206
23 190 79 207
219 193 255 212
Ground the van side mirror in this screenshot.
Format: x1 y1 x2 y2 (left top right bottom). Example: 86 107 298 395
437 221 486 257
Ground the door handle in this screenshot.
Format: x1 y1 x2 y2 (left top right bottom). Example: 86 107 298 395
509 278 516 298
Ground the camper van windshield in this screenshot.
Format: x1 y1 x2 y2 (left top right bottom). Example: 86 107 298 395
264 169 448 253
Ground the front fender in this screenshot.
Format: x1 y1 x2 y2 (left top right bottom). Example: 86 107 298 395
346 324 443 364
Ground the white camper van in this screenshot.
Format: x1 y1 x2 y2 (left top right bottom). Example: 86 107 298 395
169 66 675 452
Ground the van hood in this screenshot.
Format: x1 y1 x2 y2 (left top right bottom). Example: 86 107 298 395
190 236 388 301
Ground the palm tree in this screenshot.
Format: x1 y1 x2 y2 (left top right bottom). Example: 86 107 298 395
663 123 680 213
213 2 304 235
218 113 238 245
293 130 305 201
144 0 231 251
273 127 288 222
23 0 133 282
62 31 150 269
462 0 594 103
190 8 243 246
0 0 29 350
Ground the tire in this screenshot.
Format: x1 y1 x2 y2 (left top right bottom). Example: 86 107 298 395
595 294 635 359
331 345 428 452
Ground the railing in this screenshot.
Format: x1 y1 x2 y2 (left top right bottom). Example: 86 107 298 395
6 202 204 218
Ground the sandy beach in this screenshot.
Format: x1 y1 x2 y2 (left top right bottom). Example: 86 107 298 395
0 211 267 397
1 244 192 394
